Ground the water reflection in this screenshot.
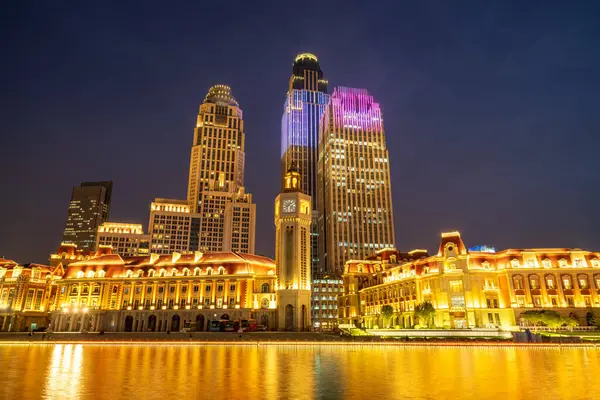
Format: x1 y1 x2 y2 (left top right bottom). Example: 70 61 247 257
0 345 597 400
45 344 83 399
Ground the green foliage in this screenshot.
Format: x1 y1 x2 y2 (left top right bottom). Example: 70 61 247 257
414 301 436 328
521 310 580 329
381 305 394 328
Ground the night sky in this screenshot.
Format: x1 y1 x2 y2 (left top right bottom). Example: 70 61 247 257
1 1 599 264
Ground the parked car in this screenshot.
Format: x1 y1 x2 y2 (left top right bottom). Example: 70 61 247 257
256 325 267 331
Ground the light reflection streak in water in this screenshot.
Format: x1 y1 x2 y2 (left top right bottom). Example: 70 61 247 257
0 344 596 400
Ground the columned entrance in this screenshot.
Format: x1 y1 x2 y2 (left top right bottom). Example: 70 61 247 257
148 315 157 332
124 315 134 332
170 315 180 332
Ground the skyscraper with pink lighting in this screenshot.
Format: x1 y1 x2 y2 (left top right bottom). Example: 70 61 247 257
318 87 396 276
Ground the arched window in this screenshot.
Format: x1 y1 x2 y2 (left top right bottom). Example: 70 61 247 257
528 274 540 290
71 286 79 295
183 268 190 276
206 268 212 276
125 270 133 278
159 269 166 277
137 270 144 278
97 270 105 278
591 259 600 268
358 264 364 273
76 271 84 279
194 268 201 276
261 283 270 293
148 270 155 277
542 259 552 268
218 267 225 275
82 285 89 295
87 271 95 278
545 275 555 289
510 259 520 269
561 275 573 290
171 268 178 277
261 298 269 309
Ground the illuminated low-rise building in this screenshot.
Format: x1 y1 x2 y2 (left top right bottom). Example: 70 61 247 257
311 276 343 331
49 248 277 332
97 222 150 257
339 231 600 329
0 258 61 332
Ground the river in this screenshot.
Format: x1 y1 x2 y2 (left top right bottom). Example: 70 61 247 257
0 344 597 399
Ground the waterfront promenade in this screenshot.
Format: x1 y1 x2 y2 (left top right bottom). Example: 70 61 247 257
0 331 596 346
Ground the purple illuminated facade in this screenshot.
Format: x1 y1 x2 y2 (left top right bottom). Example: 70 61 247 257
318 87 396 276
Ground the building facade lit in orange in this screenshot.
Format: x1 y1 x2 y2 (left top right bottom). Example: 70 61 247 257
0 259 62 332
48 245 277 332
338 231 600 329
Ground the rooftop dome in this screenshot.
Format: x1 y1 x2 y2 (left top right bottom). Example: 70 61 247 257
203 85 239 107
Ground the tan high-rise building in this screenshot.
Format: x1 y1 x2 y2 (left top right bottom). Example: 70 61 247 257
148 199 200 255
96 222 150 257
187 85 245 212
197 180 256 254
186 85 256 254
318 87 395 276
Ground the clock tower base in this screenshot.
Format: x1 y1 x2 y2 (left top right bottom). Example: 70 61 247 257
276 289 311 331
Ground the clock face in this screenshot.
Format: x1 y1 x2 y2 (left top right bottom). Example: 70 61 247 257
282 199 296 213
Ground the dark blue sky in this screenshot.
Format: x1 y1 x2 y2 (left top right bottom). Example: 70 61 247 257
1 1 599 264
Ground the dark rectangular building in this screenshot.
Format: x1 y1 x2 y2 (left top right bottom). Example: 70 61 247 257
61 181 113 252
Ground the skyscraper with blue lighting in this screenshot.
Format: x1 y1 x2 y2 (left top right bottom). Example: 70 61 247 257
281 53 330 278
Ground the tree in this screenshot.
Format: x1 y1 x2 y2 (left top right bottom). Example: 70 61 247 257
521 310 579 330
414 301 435 328
380 305 394 328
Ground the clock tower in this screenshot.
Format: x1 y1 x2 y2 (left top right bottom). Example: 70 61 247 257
275 163 312 331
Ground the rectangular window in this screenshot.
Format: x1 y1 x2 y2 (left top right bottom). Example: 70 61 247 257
24 289 35 309
34 290 44 310
206 286 211 292
567 297 574 306
450 295 465 308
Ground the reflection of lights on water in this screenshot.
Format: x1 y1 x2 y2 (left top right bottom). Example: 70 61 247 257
45 344 83 400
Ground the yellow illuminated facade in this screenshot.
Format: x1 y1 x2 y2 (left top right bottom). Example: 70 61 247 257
148 198 199 255
339 231 600 329
275 165 312 330
185 85 256 254
48 246 277 332
0 258 62 332
97 222 150 257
